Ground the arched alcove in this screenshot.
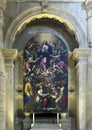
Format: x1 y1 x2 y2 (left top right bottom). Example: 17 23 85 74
4 6 85 130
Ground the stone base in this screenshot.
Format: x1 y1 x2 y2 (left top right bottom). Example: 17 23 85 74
23 117 31 130
15 118 23 130
60 117 71 130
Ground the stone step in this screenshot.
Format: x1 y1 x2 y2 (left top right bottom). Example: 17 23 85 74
31 123 62 130
34 117 57 123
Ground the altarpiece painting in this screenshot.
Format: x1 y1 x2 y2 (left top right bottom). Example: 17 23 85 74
23 33 68 113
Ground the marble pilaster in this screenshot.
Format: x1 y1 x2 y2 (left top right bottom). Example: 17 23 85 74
73 48 89 130
2 49 18 130
86 48 92 130
0 50 6 130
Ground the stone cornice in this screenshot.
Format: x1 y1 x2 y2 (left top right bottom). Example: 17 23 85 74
2 49 18 60
71 48 91 69
7 0 85 3
72 48 90 61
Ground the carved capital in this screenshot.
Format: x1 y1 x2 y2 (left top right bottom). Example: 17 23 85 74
2 49 18 60
0 0 6 10
73 48 90 60
72 49 90 67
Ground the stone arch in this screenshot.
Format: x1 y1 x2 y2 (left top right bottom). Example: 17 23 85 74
5 6 87 48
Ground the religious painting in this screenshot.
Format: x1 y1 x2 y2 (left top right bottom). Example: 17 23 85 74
23 33 68 113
